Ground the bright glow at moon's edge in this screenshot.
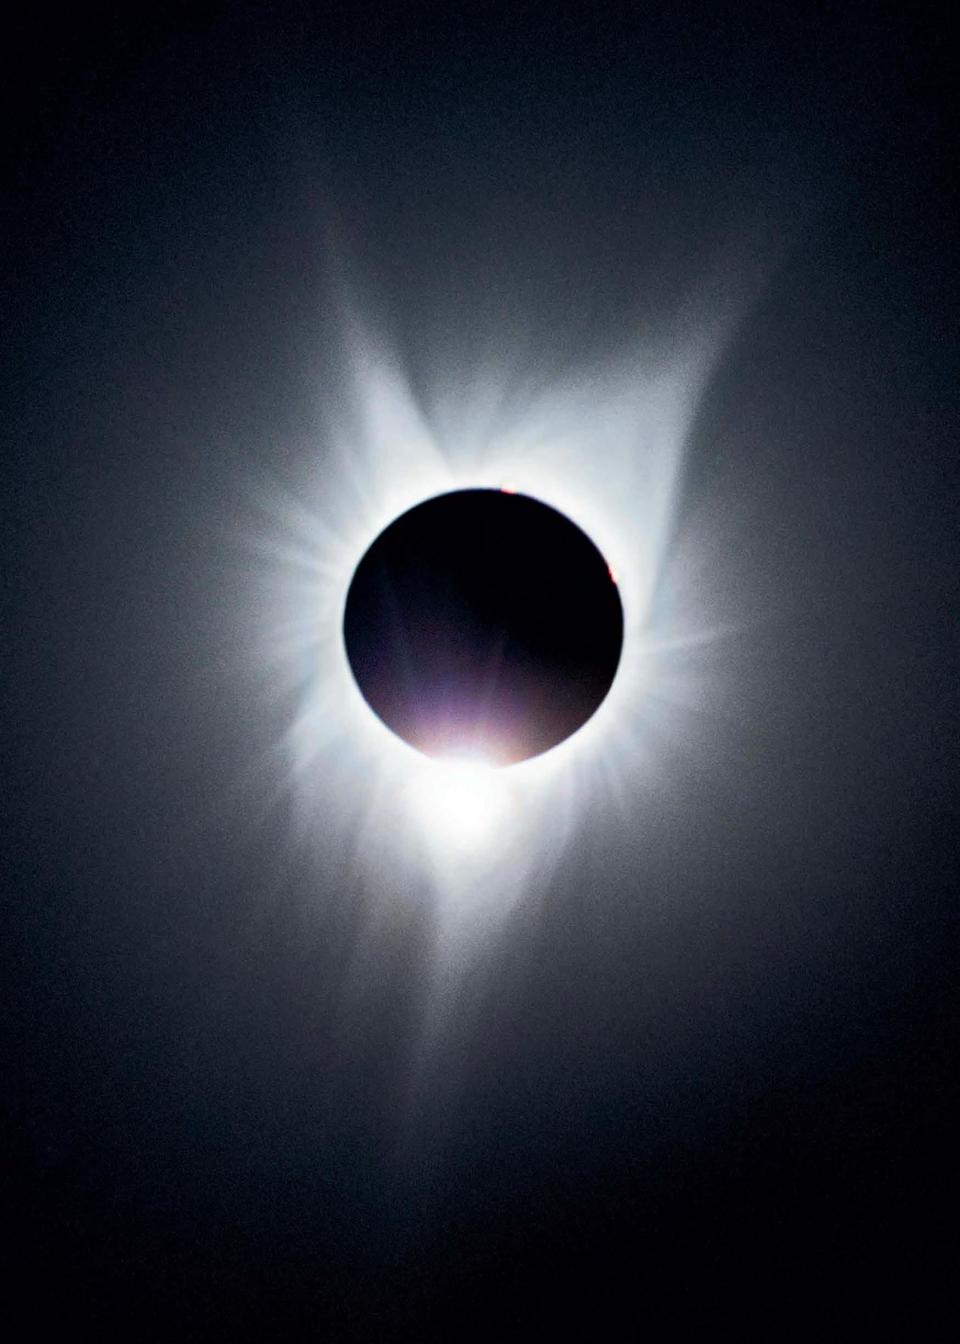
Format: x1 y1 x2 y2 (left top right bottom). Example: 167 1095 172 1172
241 248 767 1026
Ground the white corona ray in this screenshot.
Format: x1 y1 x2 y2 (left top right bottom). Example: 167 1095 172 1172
243 240 768 1041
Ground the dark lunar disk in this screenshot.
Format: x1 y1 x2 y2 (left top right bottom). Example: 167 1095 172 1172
343 489 623 765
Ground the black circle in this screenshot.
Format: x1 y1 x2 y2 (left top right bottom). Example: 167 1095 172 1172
342 489 623 765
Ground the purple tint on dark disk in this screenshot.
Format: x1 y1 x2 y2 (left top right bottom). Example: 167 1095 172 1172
342 489 623 765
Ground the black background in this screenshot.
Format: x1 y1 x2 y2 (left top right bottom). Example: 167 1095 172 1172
4 3 958 1338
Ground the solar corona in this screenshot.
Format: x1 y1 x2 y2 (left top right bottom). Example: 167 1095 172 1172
269 285 733 930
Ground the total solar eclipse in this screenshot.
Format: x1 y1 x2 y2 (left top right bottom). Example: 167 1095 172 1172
343 489 624 765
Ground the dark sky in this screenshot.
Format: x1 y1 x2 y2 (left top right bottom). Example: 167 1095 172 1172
4 3 958 1338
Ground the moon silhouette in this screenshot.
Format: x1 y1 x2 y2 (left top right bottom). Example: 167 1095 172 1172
343 488 624 765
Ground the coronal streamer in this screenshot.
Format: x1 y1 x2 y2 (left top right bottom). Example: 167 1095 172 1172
245 249 761 1002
